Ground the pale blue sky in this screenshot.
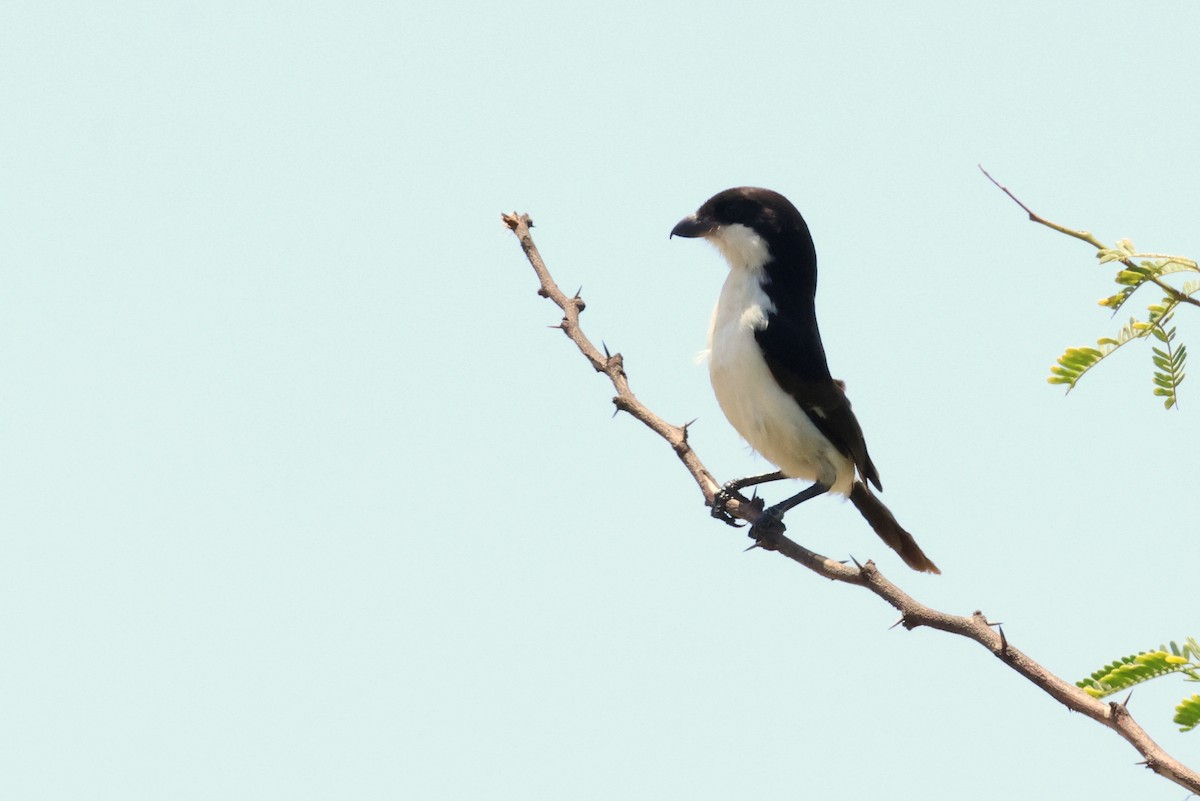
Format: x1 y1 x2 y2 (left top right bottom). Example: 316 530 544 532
3 2 1198 799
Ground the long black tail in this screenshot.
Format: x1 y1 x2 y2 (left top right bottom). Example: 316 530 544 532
849 481 940 574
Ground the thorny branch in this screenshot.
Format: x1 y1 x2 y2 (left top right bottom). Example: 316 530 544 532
501 210 1200 796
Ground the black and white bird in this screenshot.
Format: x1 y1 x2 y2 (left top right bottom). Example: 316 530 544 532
671 187 939 574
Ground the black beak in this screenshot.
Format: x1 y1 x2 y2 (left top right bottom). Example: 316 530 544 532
670 215 716 239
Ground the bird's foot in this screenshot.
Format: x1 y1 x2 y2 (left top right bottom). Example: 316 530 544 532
705 482 744 525
748 508 786 549
710 480 757 527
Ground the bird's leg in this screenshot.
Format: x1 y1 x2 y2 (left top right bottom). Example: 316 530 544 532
711 470 788 525
749 482 831 544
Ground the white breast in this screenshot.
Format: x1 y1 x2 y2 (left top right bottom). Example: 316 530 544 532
705 251 854 496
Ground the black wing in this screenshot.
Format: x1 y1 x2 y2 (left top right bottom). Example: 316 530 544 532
754 311 883 491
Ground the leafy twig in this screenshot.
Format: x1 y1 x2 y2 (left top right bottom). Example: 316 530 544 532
980 167 1197 407
1079 639 1200 731
979 167 1200 310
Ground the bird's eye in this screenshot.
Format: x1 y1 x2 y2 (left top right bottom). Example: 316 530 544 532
720 200 751 222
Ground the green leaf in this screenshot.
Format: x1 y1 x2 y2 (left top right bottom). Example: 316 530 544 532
1078 646 1200 700
1146 323 1186 409
1175 695 1200 732
1159 259 1200 277
1099 288 1136 310
1044 221 1193 408
1047 320 1144 392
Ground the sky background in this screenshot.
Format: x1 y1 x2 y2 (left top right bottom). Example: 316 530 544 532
2 2 1198 799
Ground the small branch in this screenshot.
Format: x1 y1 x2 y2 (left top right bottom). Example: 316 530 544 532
503 210 1200 796
501 212 744 519
979 165 1107 248
1148 276 1200 309
980 166 1200 309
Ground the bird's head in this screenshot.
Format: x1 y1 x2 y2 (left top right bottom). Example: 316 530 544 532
671 187 811 273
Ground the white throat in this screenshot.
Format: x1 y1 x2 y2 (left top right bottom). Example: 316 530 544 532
708 223 771 273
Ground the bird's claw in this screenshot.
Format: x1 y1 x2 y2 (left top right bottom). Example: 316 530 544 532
748 509 786 548
710 483 748 527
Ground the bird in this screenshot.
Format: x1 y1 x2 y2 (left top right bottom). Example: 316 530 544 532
670 187 939 574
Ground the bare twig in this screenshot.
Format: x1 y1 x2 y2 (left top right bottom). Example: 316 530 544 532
501 212 757 522
502 210 1200 796
979 166 1200 309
